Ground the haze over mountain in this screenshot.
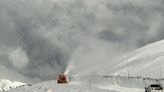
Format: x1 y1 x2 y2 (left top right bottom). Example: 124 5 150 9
0 0 164 82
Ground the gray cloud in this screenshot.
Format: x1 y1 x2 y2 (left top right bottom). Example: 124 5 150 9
0 0 164 81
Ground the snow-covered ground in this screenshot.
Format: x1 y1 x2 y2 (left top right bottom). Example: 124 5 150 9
98 39 164 79
4 76 163 92
0 79 27 91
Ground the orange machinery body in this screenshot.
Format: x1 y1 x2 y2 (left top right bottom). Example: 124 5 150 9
57 75 68 83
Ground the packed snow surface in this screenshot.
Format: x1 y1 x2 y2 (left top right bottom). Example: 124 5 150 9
5 76 164 92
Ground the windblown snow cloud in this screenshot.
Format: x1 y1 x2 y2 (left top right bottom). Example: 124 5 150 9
0 0 164 80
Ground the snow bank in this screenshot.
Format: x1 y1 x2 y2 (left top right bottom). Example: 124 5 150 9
97 39 164 79
0 79 27 91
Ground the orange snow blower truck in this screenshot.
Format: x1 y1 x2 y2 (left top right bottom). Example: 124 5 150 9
57 75 68 84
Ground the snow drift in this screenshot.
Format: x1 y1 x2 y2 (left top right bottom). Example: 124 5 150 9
98 39 164 79
0 79 26 91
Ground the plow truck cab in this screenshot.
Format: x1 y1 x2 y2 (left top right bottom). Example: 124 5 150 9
57 75 68 84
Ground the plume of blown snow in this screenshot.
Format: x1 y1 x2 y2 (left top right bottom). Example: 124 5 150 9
0 0 164 81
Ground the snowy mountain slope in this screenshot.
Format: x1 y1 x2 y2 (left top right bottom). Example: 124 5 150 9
98 39 164 78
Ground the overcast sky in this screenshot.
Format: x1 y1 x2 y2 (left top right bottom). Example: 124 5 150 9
0 0 164 80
